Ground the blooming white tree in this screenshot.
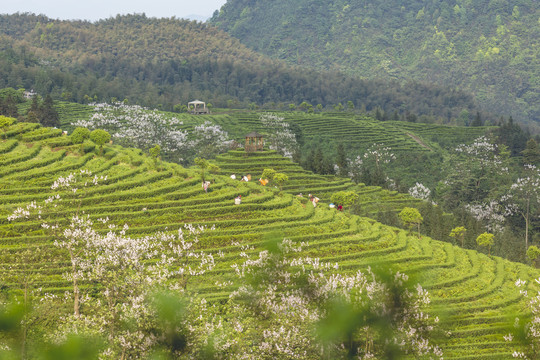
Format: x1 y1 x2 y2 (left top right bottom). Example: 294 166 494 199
438 136 510 209
147 223 217 290
7 170 218 359
409 182 432 201
8 169 107 317
50 217 217 359
228 238 443 359
464 200 507 233
363 143 396 170
73 102 189 161
455 136 506 167
506 278 540 359
260 113 297 158
347 143 397 187
501 165 540 251
73 103 234 164
187 121 233 160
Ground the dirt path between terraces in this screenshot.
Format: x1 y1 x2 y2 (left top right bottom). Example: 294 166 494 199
406 132 432 151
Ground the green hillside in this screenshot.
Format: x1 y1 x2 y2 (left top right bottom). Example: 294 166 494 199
49 102 491 155
0 13 482 122
48 101 493 191
211 0 540 129
49 101 535 265
0 122 539 358
212 149 421 215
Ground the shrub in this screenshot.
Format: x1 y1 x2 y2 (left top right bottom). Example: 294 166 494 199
449 226 467 247
331 191 359 209
194 157 209 181
399 207 423 235
90 129 111 146
149 144 161 159
476 232 494 255
208 163 220 174
71 127 91 144
262 168 276 180
90 129 111 155
82 141 96 153
0 115 15 130
0 115 16 138
273 172 289 192
526 245 540 267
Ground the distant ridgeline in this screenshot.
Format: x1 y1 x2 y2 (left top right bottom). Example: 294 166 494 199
211 0 540 129
0 13 488 123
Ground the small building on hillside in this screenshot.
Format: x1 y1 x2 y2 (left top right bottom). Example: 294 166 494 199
245 131 264 152
23 89 37 99
188 100 209 114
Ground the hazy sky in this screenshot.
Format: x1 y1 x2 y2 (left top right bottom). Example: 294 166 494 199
1 0 228 21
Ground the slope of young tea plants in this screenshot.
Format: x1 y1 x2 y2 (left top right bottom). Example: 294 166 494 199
212 149 421 216
49 101 495 191
49 101 493 156
0 122 538 358
13 98 492 220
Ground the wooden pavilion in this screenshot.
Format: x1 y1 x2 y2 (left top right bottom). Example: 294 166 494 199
188 100 209 114
245 131 264 152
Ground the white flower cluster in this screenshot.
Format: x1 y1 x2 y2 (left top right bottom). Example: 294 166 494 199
510 169 540 197
346 155 364 179
74 102 237 162
409 182 431 201
8 170 110 223
51 173 76 190
7 201 40 221
363 143 396 165
9 171 229 359
455 136 507 170
465 201 506 233
228 239 442 359
260 113 297 159
500 165 540 220
456 136 496 155
144 223 216 289
192 121 231 142
507 278 540 358
48 215 217 358
346 145 397 186
73 102 189 155
187 120 233 157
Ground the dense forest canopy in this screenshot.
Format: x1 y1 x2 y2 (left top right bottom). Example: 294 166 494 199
0 13 486 123
210 0 539 130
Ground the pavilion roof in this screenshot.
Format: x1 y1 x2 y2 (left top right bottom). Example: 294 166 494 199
188 100 205 105
245 131 264 138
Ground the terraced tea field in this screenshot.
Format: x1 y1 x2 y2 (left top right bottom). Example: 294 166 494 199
387 121 495 150
209 111 493 154
213 149 422 215
209 111 436 154
0 123 535 359
46 102 491 157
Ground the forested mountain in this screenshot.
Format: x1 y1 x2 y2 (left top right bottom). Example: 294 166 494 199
0 13 482 121
210 0 539 129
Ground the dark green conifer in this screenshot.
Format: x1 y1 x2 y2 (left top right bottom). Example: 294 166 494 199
39 94 60 128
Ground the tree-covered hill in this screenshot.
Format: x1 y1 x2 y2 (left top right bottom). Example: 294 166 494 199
0 13 482 122
210 0 539 129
